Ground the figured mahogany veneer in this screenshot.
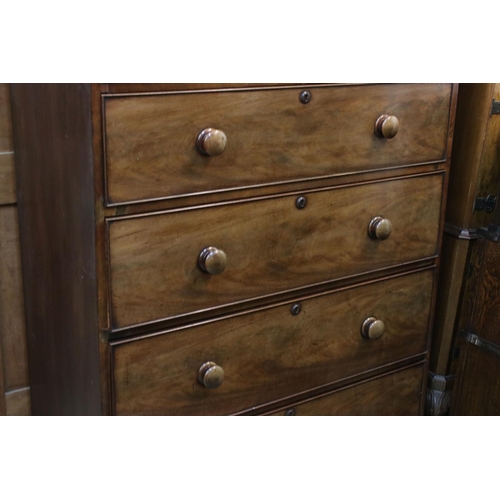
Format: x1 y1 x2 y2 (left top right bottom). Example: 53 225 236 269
111 270 433 416
269 363 425 416
103 84 452 205
107 173 443 329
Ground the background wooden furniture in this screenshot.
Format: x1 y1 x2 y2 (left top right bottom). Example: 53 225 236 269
0 83 30 415
428 84 500 415
11 83 457 415
440 84 500 415
451 210 500 414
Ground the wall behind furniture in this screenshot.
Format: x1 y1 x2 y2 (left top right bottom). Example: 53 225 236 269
0 83 30 415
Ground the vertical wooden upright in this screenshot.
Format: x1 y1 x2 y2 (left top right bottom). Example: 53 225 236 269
429 83 500 415
10 84 101 415
0 83 31 416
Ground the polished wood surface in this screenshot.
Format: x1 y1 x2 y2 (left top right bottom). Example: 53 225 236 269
0 153 16 205
0 83 31 415
269 363 424 416
468 239 500 346
8 83 456 415
470 83 500 229
450 193 500 414
11 84 101 415
453 345 500 416
0 343 5 415
0 206 29 392
445 84 494 229
103 84 452 204
111 270 433 415
106 83 306 93
430 234 470 374
103 162 446 218
4 387 30 416
91 84 113 417
108 173 443 329
0 84 13 151
448 238 483 379
430 84 500 413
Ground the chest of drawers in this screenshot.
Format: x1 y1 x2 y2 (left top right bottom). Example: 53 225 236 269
10 83 457 415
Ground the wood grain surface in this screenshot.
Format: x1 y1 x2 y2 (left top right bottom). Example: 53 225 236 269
5 82 454 416
0 84 13 152
111 270 433 415
269 363 424 416
104 84 452 204
445 84 494 229
447 238 482 378
0 153 15 205
0 83 30 414
430 83 498 398
0 206 29 394
105 83 308 93
451 232 500 414
103 162 445 218
5 387 30 416
0 343 5 415
11 84 101 415
468 239 500 346
430 234 470 374
108 173 443 329
470 83 500 229
452 344 500 416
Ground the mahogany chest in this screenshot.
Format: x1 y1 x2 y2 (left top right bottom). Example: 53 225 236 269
430 83 500 415
10 83 457 415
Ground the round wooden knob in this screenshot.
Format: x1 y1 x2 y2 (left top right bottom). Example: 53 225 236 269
198 361 224 389
198 246 227 275
361 317 385 340
196 128 227 156
368 216 393 240
375 115 400 139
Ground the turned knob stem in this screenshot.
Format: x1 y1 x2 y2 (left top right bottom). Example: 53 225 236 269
197 128 227 156
361 317 386 340
198 246 227 275
368 216 393 240
375 115 400 139
198 361 224 389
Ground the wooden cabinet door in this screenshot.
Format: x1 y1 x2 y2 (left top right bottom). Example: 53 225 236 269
452 227 500 415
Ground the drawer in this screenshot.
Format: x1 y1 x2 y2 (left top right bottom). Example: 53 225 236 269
108 173 443 329
111 270 433 416
269 363 424 416
103 84 452 205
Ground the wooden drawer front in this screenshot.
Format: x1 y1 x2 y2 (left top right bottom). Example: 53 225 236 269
103 84 452 205
269 364 424 416
108 174 442 329
111 270 433 416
